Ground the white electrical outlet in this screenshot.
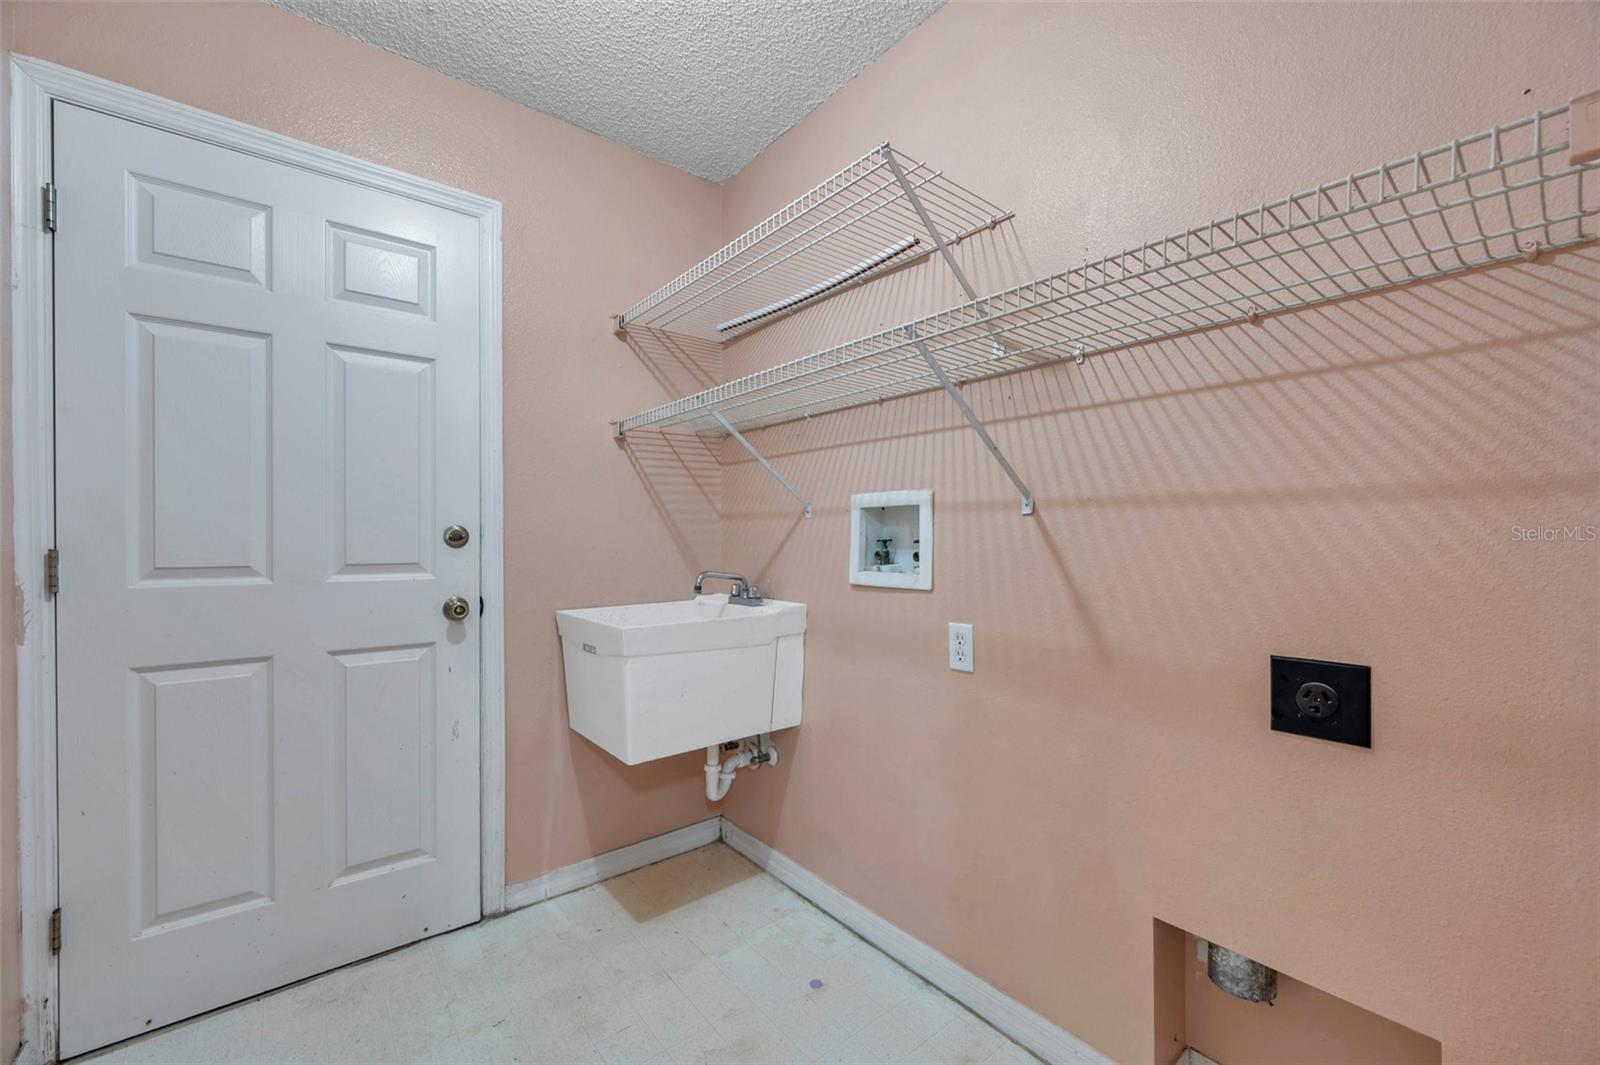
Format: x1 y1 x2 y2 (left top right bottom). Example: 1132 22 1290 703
948 622 973 672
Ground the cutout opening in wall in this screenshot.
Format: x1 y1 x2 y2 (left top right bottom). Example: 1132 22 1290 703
849 490 932 590
1152 919 1442 1065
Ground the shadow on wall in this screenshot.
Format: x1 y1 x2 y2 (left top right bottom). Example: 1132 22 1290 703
620 325 722 397
620 430 723 569
711 247 1598 596
609 321 726 570
626 208 1596 571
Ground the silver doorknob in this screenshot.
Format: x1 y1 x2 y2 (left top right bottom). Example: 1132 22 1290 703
443 525 470 548
442 596 471 621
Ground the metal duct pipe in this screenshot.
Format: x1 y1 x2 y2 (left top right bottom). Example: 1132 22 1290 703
1207 942 1278 1003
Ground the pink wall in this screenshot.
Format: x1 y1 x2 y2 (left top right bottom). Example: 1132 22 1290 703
716 3 1599 1063
0 2 731 1052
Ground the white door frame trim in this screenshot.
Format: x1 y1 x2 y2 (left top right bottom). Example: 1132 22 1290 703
8 54 507 1065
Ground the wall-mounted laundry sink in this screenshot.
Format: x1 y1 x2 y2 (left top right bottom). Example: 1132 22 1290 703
556 594 805 765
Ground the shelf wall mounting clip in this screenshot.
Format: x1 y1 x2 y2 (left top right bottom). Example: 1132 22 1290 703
707 408 813 519
905 325 1035 516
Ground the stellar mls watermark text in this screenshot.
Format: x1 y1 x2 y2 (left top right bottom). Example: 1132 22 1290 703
1510 523 1596 543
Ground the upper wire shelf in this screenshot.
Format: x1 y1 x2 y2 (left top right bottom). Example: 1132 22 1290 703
619 103 1597 436
614 144 1012 341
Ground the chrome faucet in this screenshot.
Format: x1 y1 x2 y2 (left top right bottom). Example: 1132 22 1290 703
693 570 765 606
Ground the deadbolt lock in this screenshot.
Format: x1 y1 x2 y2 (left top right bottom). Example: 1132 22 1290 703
443 525 470 548
442 596 471 621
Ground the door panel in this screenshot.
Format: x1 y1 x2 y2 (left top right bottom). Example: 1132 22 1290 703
136 316 273 581
331 643 436 880
331 346 435 575
328 222 435 315
131 174 272 286
135 658 275 932
55 102 483 1058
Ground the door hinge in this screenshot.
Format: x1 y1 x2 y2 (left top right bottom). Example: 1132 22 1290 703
45 548 59 598
42 183 57 233
49 908 61 956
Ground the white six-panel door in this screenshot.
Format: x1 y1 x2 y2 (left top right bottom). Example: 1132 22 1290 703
54 102 482 1057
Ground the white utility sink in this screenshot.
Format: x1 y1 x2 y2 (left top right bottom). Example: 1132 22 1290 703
556 594 805 765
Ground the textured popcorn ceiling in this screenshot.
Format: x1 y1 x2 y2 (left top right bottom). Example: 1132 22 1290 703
268 0 945 182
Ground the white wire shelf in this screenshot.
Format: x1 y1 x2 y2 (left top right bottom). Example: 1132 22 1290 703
614 143 1012 341
619 103 1597 437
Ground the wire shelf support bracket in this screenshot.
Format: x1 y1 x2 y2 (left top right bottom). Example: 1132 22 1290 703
884 148 1037 515
707 408 813 520
907 326 1035 515
883 147 981 302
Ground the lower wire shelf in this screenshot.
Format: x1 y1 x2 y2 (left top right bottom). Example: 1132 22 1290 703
618 101 1597 440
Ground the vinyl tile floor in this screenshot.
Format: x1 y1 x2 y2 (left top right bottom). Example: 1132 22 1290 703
80 842 1039 1064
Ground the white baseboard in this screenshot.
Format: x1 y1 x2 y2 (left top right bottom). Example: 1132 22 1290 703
1180 1049 1221 1065
720 819 1114 1065
502 817 722 911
